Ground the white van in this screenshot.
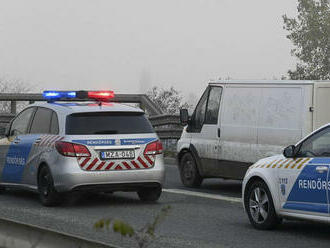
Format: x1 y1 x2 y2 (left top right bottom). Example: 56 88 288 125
177 80 330 187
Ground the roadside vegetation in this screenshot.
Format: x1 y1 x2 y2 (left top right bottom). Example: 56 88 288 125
94 205 171 248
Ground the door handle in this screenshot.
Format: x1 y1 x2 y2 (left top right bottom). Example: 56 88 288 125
316 166 328 173
217 128 221 138
34 138 42 145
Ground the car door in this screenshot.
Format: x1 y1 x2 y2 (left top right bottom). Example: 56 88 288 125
188 86 223 176
23 107 57 185
279 126 330 216
1 107 36 183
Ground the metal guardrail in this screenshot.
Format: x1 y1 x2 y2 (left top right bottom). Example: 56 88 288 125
149 115 183 139
0 93 163 116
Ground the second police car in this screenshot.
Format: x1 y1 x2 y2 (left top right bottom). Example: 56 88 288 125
0 91 165 206
243 124 330 229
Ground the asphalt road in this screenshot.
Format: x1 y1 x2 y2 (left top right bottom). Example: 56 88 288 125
0 163 330 248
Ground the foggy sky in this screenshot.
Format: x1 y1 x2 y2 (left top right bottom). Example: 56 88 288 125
0 0 298 99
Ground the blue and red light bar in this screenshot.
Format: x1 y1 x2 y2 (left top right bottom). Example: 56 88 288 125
43 90 115 102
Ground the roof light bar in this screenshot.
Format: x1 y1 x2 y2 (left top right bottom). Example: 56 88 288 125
43 91 76 100
42 90 115 102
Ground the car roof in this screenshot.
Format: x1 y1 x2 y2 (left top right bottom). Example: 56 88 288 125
208 80 330 85
28 101 144 115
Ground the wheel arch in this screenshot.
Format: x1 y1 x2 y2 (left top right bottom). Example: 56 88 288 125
243 173 279 213
177 144 204 176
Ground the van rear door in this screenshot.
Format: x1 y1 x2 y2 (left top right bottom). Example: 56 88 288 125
313 82 330 130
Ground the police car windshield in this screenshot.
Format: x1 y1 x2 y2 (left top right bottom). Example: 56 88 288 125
66 112 154 135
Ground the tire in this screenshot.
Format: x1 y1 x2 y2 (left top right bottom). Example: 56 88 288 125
244 180 281 230
38 166 62 207
137 186 162 202
179 152 203 187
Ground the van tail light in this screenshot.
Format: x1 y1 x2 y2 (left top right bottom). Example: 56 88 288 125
144 140 163 155
55 141 91 157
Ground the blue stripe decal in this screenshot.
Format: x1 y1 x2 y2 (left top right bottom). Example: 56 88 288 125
72 139 116 146
72 138 156 146
120 138 156 145
284 159 329 214
2 135 40 183
308 158 330 164
283 202 328 213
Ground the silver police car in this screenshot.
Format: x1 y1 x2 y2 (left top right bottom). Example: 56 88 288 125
0 91 165 206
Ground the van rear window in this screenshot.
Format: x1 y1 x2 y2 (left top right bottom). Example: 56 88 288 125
66 112 154 135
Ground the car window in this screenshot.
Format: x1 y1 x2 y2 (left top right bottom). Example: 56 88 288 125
50 112 59 135
205 86 222 125
66 112 154 135
30 107 53 134
296 127 330 157
189 88 209 132
10 107 35 136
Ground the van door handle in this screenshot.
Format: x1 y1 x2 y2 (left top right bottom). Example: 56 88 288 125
316 166 328 173
217 128 221 138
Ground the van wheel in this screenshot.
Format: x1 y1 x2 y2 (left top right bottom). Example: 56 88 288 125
179 153 203 187
244 180 281 230
38 166 62 207
137 186 162 202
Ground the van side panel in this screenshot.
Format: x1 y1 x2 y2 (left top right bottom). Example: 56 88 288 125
220 84 311 166
257 86 305 158
314 82 330 130
220 86 260 163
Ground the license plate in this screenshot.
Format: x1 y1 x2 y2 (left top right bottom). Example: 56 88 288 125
100 150 135 160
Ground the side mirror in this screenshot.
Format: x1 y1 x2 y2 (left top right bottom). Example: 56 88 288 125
180 109 189 125
283 145 296 158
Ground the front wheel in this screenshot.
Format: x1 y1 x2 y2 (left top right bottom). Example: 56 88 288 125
179 153 203 187
244 180 281 230
137 186 162 202
38 166 62 207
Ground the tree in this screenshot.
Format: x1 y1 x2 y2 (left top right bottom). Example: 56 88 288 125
147 86 190 115
0 77 33 113
283 0 330 80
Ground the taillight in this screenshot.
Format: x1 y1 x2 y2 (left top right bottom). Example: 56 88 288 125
55 141 91 157
144 140 163 155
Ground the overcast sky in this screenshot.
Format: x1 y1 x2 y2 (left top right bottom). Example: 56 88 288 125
0 0 298 99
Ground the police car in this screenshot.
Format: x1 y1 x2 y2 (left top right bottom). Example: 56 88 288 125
243 124 330 229
0 91 165 206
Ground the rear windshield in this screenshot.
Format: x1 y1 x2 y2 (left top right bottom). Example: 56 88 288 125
66 112 155 135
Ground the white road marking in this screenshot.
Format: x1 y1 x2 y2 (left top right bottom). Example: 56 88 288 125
163 188 242 203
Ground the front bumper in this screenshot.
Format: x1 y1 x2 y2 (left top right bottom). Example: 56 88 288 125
51 155 165 192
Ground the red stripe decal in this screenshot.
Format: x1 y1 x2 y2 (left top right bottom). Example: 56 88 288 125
80 158 90 168
122 162 131 170
105 162 115 170
95 161 106 170
138 157 148 168
86 158 98 170
131 161 140 169
144 155 153 165
115 165 122 170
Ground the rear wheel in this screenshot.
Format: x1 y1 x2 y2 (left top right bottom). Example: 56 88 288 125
137 186 162 202
244 180 281 230
38 166 62 207
179 152 203 187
